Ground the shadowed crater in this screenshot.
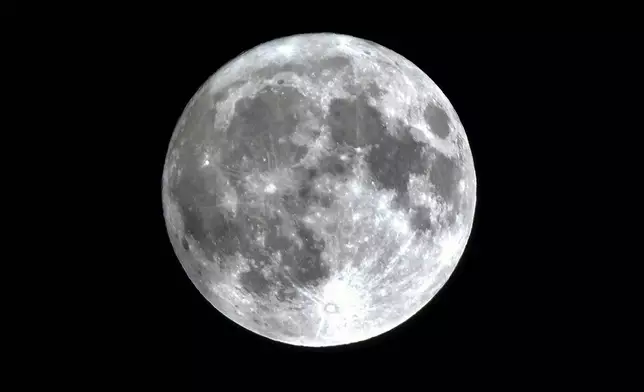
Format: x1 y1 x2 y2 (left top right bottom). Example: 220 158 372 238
424 103 451 139
318 154 353 178
306 167 318 180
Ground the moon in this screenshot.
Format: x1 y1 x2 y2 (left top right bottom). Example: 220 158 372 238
162 33 476 347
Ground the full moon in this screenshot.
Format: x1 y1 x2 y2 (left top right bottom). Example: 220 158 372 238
162 33 476 347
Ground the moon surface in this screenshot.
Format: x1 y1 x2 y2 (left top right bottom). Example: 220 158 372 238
162 33 476 347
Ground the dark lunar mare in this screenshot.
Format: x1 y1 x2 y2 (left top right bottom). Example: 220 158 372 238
409 206 434 232
223 85 309 171
281 223 329 286
171 174 330 299
429 152 460 205
234 214 330 298
326 94 441 234
171 170 239 258
173 78 339 299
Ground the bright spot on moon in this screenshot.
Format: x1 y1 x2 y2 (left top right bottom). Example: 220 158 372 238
277 44 296 57
392 217 410 235
264 183 277 194
324 303 338 313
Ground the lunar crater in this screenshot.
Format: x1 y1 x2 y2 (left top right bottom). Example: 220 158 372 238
424 102 452 139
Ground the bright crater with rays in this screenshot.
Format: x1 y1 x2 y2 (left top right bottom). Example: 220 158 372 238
162 33 476 347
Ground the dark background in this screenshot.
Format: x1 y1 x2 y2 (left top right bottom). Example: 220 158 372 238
84 30 640 386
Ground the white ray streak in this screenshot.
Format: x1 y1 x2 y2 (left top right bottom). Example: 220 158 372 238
315 312 327 339
383 231 417 275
